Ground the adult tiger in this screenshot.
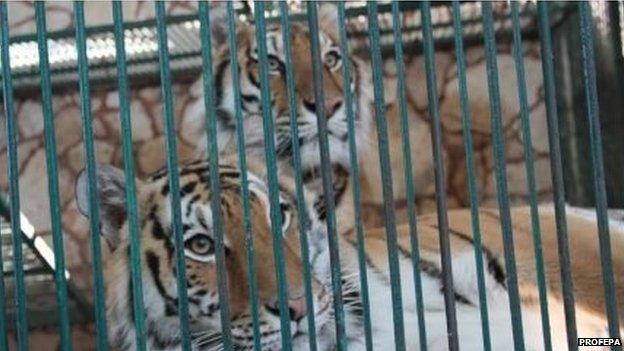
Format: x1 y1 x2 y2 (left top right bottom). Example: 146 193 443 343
75 157 363 350
76 158 624 350
336 206 624 350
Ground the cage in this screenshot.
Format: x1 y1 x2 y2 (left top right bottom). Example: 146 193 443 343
0 1 623 350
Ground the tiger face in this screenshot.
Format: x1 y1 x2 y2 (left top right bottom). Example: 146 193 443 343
75 158 349 350
194 3 372 174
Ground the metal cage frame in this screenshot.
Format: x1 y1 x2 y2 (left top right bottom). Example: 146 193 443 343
0 1 621 351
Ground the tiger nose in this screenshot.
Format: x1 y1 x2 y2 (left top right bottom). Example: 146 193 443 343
303 97 343 119
287 296 307 322
324 97 343 118
265 297 307 322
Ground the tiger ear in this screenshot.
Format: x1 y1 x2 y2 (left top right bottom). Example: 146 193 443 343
75 164 139 251
318 2 339 41
207 1 229 49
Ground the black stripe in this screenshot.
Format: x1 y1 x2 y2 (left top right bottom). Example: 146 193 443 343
394 240 443 278
394 228 474 306
241 93 259 104
430 224 507 289
214 58 231 105
145 250 179 316
185 193 201 217
181 181 198 195
342 234 386 279
245 49 261 89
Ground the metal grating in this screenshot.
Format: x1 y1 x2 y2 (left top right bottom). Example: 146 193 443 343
0 1 573 95
0 196 92 329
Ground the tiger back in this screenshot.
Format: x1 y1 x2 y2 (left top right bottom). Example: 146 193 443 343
337 206 624 350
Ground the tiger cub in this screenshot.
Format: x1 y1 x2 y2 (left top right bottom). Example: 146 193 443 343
187 3 373 233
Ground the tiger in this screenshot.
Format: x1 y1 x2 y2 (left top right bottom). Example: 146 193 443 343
76 157 624 350
74 157 363 351
187 2 373 232
335 206 624 350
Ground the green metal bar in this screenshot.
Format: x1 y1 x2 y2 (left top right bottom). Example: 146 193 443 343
366 3 405 350
278 3 318 350
336 2 373 350
537 3 578 349
224 2 262 349
197 3 233 350
0 212 7 351
420 2 458 350
112 3 147 350
481 3 526 349
510 3 552 350
73 3 108 349
154 3 191 349
305 3 347 349
390 3 428 350
0 3 29 350
450 2 492 350
578 2 622 344
253 2 293 349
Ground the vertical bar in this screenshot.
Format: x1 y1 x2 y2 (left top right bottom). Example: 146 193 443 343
336 2 373 350
537 3 578 349
224 2 262 349
0 214 7 351
278 3 318 351
112 3 147 350
253 2 293 349
73 3 108 349
481 3 526 349
420 2 458 350
510 3 553 350
198 2 232 350
0 3 29 350
305 2 347 349
578 2 622 344
450 2 492 350
390 3 428 351
366 3 406 350
154 3 191 350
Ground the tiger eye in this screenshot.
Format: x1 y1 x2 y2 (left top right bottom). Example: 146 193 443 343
268 56 281 71
324 51 341 69
188 235 213 256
